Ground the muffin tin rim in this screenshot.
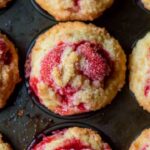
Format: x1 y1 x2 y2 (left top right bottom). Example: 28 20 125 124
30 0 55 21
27 121 115 150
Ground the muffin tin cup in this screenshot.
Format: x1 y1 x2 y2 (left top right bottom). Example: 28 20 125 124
134 0 150 14
27 121 115 150
31 0 55 21
25 28 96 120
131 31 150 49
128 127 150 149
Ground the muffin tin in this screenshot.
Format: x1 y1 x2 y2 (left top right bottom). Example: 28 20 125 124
30 0 54 21
0 0 150 149
25 29 96 120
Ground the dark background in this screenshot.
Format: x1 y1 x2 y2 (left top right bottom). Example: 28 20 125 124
0 0 150 149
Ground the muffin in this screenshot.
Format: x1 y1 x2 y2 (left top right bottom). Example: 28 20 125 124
141 0 150 10
32 127 112 150
0 0 11 9
129 32 150 112
129 128 150 150
35 0 114 21
0 33 20 108
27 22 126 116
0 134 12 150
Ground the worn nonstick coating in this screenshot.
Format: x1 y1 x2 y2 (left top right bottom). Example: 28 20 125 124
0 0 150 150
27 122 115 150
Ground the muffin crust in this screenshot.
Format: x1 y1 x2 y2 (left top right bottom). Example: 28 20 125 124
27 22 126 116
129 32 150 112
35 0 114 21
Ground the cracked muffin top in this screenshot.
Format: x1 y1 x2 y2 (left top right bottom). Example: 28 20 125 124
26 22 126 116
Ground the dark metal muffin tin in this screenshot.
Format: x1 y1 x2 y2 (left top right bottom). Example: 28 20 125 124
30 0 54 21
0 0 150 149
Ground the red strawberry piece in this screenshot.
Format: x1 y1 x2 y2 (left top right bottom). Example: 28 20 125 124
40 43 65 86
74 0 80 6
77 103 86 111
76 41 111 82
141 144 149 150
55 139 92 150
145 85 150 97
144 79 150 97
0 38 12 65
29 77 39 95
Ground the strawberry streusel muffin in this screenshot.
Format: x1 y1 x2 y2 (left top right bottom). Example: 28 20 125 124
129 128 150 150
0 33 20 108
0 134 12 150
27 22 126 116
35 0 114 21
31 127 112 150
129 32 150 112
0 0 11 9
141 0 150 10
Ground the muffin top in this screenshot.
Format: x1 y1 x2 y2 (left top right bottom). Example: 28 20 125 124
27 22 126 116
35 0 114 21
32 127 112 150
129 32 150 112
0 33 20 108
129 128 150 150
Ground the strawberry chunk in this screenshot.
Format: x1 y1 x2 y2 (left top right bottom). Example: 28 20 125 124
74 0 80 6
29 77 39 95
0 38 7 52
144 79 150 97
141 144 149 150
76 41 112 82
41 43 65 86
0 38 12 65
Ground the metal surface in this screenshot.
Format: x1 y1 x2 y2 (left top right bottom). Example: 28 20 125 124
0 0 150 150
